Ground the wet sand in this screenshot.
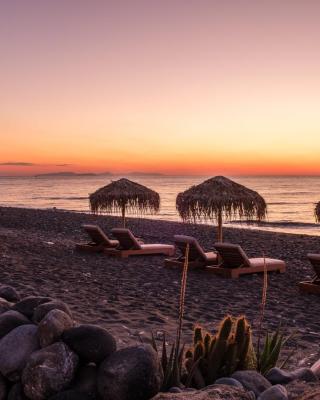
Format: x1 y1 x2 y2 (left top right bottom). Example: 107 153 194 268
0 206 319 370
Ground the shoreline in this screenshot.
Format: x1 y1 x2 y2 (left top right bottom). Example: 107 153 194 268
0 206 320 372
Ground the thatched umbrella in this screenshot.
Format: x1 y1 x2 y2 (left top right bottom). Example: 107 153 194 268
89 178 160 227
176 176 267 242
315 202 320 223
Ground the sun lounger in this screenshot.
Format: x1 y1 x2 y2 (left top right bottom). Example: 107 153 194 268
76 224 119 252
107 228 175 258
210 242 286 278
164 235 218 269
298 254 320 294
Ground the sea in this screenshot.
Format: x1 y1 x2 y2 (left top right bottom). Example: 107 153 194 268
0 175 320 236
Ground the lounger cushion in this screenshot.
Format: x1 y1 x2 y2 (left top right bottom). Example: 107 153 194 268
174 235 217 263
249 258 286 268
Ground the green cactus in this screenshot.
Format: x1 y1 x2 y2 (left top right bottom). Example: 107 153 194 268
184 315 255 388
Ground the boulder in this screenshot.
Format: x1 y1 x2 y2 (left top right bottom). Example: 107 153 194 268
266 367 317 385
257 384 288 400
0 324 39 381
311 359 320 379
0 286 20 302
38 309 74 348
62 324 116 364
0 298 12 314
33 300 72 323
151 385 254 399
22 342 78 400
48 390 93 400
0 310 30 339
7 383 28 400
214 377 244 388
231 370 271 397
0 374 6 400
98 344 162 400
13 297 52 318
70 364 98 398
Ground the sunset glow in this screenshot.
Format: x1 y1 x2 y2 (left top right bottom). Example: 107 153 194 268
1 1 320 176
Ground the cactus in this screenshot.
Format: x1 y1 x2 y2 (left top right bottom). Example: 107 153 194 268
184 315 255 388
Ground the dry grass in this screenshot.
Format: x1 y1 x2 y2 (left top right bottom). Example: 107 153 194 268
176 176 267 223
89 178 160 215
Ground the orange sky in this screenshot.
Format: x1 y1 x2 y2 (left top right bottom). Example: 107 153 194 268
1 1 320 176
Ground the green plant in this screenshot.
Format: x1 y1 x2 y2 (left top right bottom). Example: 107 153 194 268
184 315 255 388
256 325 296 375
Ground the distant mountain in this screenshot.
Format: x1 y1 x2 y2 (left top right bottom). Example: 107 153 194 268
97 172 113 175
127 171 165 176
35 172 97 177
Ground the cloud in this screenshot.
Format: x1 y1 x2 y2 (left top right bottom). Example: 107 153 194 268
55 164 72 167
0 162 35 166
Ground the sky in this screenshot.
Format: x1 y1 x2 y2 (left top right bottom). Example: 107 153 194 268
1 0 320 176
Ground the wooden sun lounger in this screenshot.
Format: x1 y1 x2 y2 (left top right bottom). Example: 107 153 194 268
298 254 320 294
106 228 175 258
209 243 286 278
76 224 119 252
165 235 218 269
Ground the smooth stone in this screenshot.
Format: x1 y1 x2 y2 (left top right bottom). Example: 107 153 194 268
0 310 30 339
33 300 72 323
152 385 254 399
98 344 162 400
70 364 98 398
0 298 12 314
7 383 28 400
310 359 320 379
63 324 116 364
168 387 183 393
22 342 79 400
231 371 271 397
48 390 93 400
297 388 320 399
0 324 39 381
266 367 317 385
38 309 74 347
0 374 6 400
257 385 288 400
13 297 52 318
215 377 244 388
0 286 20 303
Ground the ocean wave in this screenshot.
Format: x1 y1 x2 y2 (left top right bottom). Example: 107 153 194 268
230 220 318 228
32 196 88 201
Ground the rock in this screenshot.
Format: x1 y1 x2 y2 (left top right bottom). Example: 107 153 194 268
0 310 30 339
70 364 98 398
98 344 162 400
63 324 116 364
0 374 6 400
151 385 254 399
0 324 39 381
310 359 320 379
0 298 12 314
215 377 244 388
257 384 288 400
22 342 79 400
38 309 74 347
266 367 317 385
0 286 20 302
48 390 93 400
231 371 271 397
168 387 183 393
33 300 72 323
13 297 52 318
7 383 28 400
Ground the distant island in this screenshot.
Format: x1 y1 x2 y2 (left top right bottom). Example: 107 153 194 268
34 172 97 177
127 172 165 176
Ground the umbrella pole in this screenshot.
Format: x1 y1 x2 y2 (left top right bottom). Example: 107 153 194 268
122 205 126 228
217 210 223 242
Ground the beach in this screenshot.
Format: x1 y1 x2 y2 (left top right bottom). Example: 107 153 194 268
0 206 319 374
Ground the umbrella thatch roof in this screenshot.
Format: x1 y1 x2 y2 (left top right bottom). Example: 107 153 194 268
89 178 160 215
315 202 320 223
176 176 267 223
